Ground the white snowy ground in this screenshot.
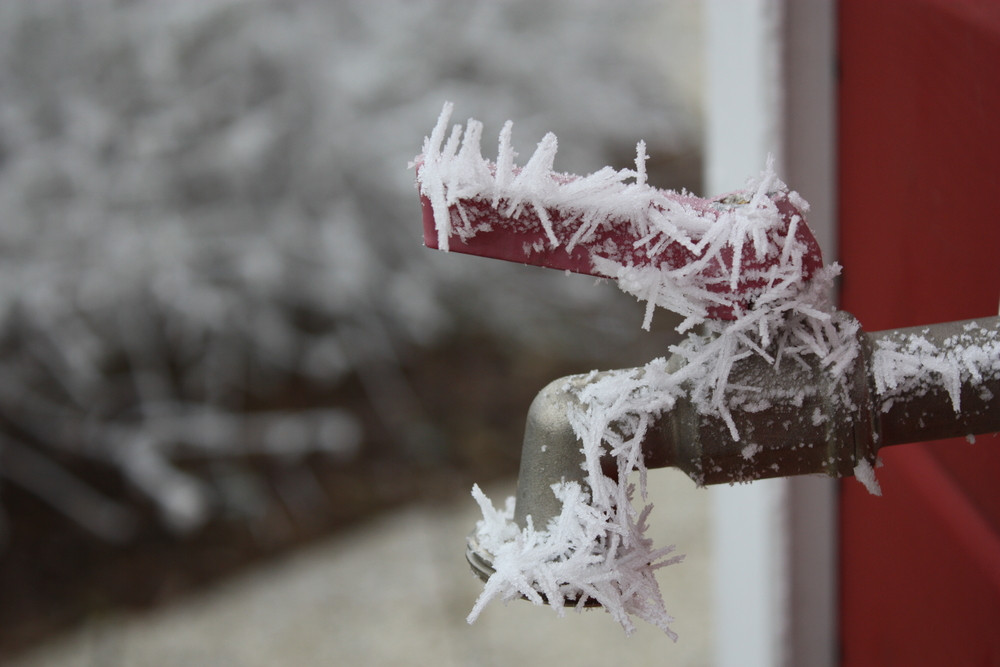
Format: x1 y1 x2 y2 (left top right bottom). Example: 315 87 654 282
8 469 710 667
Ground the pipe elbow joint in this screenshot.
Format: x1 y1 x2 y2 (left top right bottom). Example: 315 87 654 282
512 375 592 530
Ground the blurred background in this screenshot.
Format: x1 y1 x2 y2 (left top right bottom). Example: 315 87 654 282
0 1 709 664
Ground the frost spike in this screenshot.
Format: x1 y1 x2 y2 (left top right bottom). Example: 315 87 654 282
634 140 648 186
494 120 515 206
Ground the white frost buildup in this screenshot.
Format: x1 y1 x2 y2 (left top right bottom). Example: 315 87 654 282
468 481 683 637
416 103 827 329
872 324 1000 414
853 458 882 496
417 105 863 636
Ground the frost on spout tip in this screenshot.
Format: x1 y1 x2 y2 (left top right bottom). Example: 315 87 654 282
467 482 682 639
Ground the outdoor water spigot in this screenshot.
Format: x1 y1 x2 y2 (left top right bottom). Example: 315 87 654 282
412 106 1000 616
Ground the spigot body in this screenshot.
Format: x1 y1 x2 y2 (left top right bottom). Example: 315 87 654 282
656 317 877 485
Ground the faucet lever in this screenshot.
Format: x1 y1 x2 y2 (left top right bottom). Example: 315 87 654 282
414 104 823 321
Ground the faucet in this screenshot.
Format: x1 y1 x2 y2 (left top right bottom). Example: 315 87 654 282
413 105 1000 622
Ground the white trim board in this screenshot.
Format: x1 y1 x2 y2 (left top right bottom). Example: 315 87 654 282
705 1 838 665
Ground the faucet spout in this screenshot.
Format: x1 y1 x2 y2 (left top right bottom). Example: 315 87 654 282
512 375 594 530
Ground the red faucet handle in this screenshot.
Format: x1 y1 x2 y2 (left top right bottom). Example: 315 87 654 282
417 175 822 321
413 106 823 321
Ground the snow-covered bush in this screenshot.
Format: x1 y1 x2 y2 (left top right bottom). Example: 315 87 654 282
0 0 695 540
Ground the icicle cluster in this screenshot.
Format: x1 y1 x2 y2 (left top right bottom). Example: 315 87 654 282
418 105 861 636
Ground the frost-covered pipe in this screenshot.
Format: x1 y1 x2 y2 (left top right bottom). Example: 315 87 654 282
869 317 1000 448
506 314 1000 533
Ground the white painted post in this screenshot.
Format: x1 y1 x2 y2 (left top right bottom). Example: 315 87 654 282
705 1 838 665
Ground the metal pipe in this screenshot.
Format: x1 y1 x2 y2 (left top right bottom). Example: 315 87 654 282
505 314 1000 533
869 317 1000 448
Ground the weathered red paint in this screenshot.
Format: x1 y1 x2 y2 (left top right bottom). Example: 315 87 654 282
839 0 1000 663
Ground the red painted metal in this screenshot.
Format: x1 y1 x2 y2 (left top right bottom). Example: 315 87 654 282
418 176 823 320
839 0 1000 663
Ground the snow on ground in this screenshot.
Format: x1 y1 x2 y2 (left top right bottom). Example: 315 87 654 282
8 472 712 666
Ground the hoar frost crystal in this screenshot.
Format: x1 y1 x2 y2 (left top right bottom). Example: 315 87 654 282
414 103 861 637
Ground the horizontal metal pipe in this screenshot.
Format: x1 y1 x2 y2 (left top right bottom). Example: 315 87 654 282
868 316 1000 448
507 314 1000 532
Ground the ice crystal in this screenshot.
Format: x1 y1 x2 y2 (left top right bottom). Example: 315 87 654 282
853 458 882 496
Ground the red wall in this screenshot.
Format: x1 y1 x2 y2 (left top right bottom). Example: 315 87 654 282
838 0 1000 663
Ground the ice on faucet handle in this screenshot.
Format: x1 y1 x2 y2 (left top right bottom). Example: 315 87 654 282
414 103 823 322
